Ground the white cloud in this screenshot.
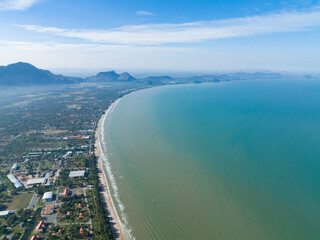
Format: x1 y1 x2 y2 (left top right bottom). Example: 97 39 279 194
0 40 189 52
0 0 43 11
136 10 156 16
16 8 320 45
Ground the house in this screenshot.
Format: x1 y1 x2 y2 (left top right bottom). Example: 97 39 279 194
78 203 83 209
44 209 54 215
35 221 47 233
80 227 84 234
79 212 84 218
63 188 69 196
43 206 55 215
46 205 55 210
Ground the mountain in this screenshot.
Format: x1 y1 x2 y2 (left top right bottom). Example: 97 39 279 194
0 62 307 87
118 72 135 81
0 62 82 86
142 76 174 85
85 71 120 82
86 71 136 82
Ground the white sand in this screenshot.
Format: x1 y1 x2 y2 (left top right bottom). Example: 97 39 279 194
95 99 126 240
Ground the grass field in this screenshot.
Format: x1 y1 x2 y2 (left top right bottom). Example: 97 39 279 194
40 160 54 171
6 192 33 210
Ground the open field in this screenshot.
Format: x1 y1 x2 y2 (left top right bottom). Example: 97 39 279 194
6 192 33 210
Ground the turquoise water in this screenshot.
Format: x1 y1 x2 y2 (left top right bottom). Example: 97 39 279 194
101 80 320 240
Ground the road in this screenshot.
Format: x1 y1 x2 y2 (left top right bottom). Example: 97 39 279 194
27 193 40 209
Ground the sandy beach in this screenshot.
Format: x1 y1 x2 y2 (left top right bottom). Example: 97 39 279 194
95 99 125 240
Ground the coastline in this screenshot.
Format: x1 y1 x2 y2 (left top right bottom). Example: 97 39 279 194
93 84 220 240
95 98 126 240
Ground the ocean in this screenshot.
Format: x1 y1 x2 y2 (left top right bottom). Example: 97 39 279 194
100 79 320 240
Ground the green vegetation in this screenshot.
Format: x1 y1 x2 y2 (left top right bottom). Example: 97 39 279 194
0 82 143 239
49 224 91 239
58 195 89 223
5 192 33 210
20 208 42 240
86 154 113 239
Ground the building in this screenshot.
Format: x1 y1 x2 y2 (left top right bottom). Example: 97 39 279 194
7 174 23 189
27 178 47 186
69 170 85 178
43 192 53 202
44 209 54 215
11 163 18 171
35 221 46 233
43 205 55 215
63 188 70 196
0 210 11 217
30 236 39 240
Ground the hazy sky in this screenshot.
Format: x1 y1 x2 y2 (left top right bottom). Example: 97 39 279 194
0 0 320 73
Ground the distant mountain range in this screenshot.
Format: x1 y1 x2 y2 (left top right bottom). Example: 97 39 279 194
0 62 311 87
86 71 136 82
0 62 82 86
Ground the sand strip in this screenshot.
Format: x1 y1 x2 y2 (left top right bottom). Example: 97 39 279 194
95 99 125 240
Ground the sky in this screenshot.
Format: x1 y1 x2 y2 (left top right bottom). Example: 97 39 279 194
0 0 320 74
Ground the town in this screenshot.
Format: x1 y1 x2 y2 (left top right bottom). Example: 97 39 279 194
0 138 112 239
0 83 141 240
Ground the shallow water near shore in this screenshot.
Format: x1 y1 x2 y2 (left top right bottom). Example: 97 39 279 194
101 80 320 240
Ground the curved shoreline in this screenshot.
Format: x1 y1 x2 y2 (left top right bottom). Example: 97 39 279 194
94 83 224 240
95 98 126 240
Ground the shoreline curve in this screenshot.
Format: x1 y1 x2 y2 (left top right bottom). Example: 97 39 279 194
95 97 127 240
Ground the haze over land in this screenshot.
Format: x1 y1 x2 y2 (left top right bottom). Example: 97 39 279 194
0 62 312 87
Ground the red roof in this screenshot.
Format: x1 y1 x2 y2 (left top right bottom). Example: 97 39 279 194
35 221 46 232
63 188 69 196
44 209 54 215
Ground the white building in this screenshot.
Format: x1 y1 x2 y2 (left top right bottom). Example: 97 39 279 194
11 163 18 171
69 170 85 178
7 174 23 189
43 192 53 202
0 210 11 217
27 178 47 186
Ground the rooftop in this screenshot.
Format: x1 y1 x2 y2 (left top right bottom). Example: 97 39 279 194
0 210 10 217
43 191 53 200
27 178 46 185
7 174 23 188
69 170 85 178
